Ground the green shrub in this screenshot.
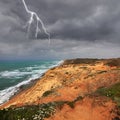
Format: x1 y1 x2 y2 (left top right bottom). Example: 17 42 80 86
96 83 120 106
42 90 54 97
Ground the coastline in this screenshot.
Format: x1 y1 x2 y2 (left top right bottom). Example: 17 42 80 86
13 60 63 96
9 77 40 101
0 58 120 120
0 60 63 106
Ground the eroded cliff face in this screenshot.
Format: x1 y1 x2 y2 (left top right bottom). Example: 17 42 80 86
0 58 120 120
45 97 118 120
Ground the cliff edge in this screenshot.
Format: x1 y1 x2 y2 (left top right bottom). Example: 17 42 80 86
0 58 120 120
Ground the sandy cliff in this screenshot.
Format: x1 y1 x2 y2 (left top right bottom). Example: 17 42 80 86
0 58 120 120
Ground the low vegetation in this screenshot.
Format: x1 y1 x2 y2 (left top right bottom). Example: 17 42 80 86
96 83 120 107
0 103 56 120
63 58 101 65
105 59 120 67
0 96 83 120
0 83 119 120
42 90 54 97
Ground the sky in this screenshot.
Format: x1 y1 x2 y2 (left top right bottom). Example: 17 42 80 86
0 0 120 60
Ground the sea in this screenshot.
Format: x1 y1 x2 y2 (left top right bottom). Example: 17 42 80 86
0 60 62 105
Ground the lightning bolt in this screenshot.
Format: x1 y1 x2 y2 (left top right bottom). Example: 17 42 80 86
22 0 50 43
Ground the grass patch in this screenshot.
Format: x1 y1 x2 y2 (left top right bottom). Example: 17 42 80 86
0 96 83 120
96 83 120 106
66 96 83 108
42 90 54 97
0 103 57 120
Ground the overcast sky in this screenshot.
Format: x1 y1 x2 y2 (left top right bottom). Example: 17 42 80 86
0 0 120 60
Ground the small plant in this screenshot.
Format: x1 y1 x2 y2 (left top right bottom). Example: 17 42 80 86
42 90 54 97
84 74 94 79
97 70 107 74
66 96 83 108
67 102 74 108
65 72 69 74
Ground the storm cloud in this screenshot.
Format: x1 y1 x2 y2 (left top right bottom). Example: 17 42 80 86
0 0 120 60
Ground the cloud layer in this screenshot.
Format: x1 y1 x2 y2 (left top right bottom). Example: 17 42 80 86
0 0 120 60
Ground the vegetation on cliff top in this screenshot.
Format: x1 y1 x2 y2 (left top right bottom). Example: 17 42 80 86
96 83 120 107
63 58 120 67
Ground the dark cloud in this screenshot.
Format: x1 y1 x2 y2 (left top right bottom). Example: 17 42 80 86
0 0 120 60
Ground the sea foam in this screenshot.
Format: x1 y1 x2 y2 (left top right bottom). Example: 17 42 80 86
0 60 62 105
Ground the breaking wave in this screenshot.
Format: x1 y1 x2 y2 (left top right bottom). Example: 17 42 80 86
0 60 63 105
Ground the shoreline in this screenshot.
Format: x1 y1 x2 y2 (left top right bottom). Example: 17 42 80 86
9 77 40 102
0 58 120 109
0 60 63 106
0 58 120 120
